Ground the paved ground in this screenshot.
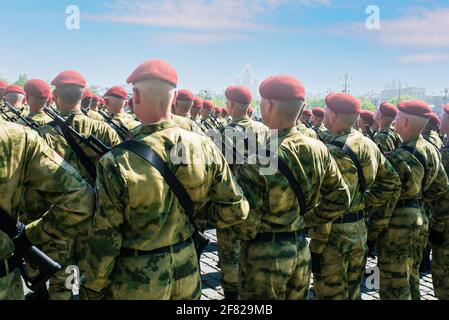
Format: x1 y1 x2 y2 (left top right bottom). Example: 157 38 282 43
200 229 438 300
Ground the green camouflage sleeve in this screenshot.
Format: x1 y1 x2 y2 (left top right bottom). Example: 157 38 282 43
432 150 449 231
23 131 96 244
198 150 250 229
422 162 449 203
83 154 125 294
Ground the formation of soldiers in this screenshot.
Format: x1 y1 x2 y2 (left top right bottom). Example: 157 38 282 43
0 60 449 300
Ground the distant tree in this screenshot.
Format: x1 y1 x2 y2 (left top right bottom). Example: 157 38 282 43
88 85 101 96
14 74 29 87
306 98 326 109
357 96 377 111
388 95 416 106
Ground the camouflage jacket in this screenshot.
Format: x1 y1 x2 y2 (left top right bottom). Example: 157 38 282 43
172 114 204 135
37 109 122 185
374 125 402 154
423 130 444 150
111 113 141 131
26 111 53 126
0 120 95 259
296 123 318 140
87 109 105 122
316 128 401 246
83 120 249 292
430 144 449 231
314 123 332 143
232 127 351 241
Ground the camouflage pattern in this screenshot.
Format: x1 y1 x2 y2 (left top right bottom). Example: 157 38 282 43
172 114 204 135
314 123 332 143
111 113 141 131
233 127 351 300
423 130 444 150
82 120 249 299
87 109 105 122
312 128 401 300
217 115 270 294
295 123 318 140
0 120 95 300
431 146 449 299
16 111 53 127
374 125 402 153
376 136 448 300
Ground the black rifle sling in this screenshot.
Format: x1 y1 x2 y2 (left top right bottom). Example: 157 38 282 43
400 145 428 191
119 140 195 220
329 140 367 193
265 150 307 216
48 120 97 180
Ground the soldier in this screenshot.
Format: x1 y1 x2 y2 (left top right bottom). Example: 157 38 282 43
172 89 204 134
80 59 249 300
375 100 448 300
0 119 95 300
82 90 104 122
311 93 401 300
2 85 27 121
232 75 351 300
38 71 121 289
295 111 318 139
216 85 270 300
359 110 376 137
200 100 218 131
20 79 53 126
431 103 449 299
423 112 444 150
373 102 402 153
311 107 332 143
103 86 141 132
190 96 203 123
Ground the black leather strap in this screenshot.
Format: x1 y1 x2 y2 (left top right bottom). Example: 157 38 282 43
48 117 97 180
329 140 366 193
118 140 194 219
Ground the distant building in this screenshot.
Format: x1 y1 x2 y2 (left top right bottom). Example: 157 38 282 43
235 60 259 100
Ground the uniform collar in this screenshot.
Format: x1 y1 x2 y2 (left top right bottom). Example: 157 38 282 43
134 120 178 136
59 109 84 117
332 127 353 139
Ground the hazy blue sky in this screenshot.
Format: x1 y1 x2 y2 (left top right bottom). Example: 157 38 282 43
1 0 448 96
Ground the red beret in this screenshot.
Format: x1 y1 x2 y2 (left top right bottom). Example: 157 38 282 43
379 102 398 118
127 59 178 87
302 109 312 117
326 93 361 114
225 85 252 104
0 80 8 90
444 104 449 115
203 100 214 111
428 113 441 126
5 85 25 96
92 95 100 102
312 107 324 118
360 110 375 125
177 89 195 102
192 97 203 109
84 89 93 99
51 70 86 87
259 75 305 101
24 79 52 99
397 100 432 119
104 86 128 99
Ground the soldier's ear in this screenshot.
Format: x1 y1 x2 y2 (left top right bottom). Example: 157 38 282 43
133 87 141 105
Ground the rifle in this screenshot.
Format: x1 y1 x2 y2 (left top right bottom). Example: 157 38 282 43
4 101 40 130
98 110 129 139
0 208 61 291
44 107 111 157
1 106 18 122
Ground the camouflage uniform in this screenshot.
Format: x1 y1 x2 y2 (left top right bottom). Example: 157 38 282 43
87 109 105 122
233 127 351 300
172 114 204 135
376 136 448 300
35 109 121 298
111 113 141 131
217 115 270 297
82 120 249 300
16 111 53 127
296 123 318 140
423 130 444 150
430 144 449 299
374 125 402 154
312 128 401 300
314 123 332 143
0 120 95 300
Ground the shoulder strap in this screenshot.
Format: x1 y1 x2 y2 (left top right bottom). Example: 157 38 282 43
48 119 97 180
328 140 366 193
400 145 428 189
265 150 307 216
119 140 194 218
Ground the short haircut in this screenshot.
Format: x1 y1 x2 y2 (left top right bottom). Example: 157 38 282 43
5 93 24 106
337 112 360 127
275 99 305 121
176 100 194 112
57 85 85 105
